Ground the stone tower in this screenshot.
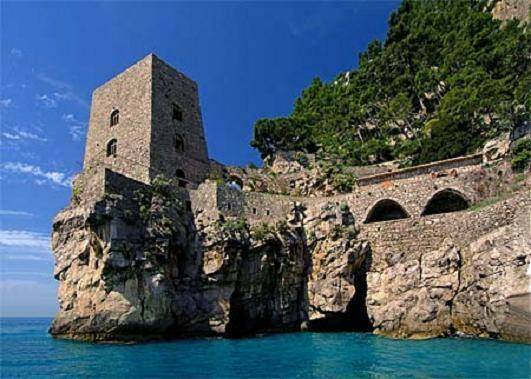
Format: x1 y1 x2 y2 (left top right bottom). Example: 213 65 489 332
83 53 210 187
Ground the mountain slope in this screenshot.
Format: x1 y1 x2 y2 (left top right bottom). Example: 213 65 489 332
251 0 530 167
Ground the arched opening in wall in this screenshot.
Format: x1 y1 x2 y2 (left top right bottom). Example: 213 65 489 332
175 134 184 153
176 169 186 188
364 199 409 223
110 110 119 127
422 189 469 216
106 139 117 157
228 175 243 190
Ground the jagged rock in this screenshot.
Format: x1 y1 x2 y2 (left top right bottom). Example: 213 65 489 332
366 192 530 342
452 211 531 342
483 134 510 162
308 236 370 328
491 0 530 23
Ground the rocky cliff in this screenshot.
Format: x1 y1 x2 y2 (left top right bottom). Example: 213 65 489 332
50 167 530 343
365 189 530 342
50 177 371 341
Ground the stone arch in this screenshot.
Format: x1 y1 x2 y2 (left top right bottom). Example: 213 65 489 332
228 175 243 190
422 188 470 216
364 199 409 223
176 169 186 188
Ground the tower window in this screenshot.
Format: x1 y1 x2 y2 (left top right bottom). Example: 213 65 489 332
110 110 119 127
252 207 257 215
176 169 186 188
172 103 183 121
175 134 184 153
106 139 117 157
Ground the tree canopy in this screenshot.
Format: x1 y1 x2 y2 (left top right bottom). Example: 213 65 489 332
251 0 530 167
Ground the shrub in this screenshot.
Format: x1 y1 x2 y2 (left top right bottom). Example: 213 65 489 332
251 222 274 241
332 172 356 193
511 138 531 172
72 181 84 201
219 217 248 234
339 202 350 212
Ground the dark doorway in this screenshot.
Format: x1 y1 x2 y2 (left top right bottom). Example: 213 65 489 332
176 169 187 188
365 199 409 223
422 189 469 216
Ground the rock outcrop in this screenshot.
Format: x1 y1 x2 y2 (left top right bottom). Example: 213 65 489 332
50 179 371 341
491 0 530 24
50 167 531 343
365 189 531 342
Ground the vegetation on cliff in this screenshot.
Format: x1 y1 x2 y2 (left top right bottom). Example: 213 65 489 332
251 0 530 167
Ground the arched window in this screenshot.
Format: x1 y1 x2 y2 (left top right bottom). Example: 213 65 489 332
172 103 183 121
175 134 184 153
422 189 469 216
106 139 117 157
176 169 186 188
228 175 243 190
110 110 119 127
365 199 409 223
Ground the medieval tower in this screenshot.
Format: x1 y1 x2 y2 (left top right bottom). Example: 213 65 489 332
83 53 210 187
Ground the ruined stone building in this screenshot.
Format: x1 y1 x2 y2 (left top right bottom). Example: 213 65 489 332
50 54 530 343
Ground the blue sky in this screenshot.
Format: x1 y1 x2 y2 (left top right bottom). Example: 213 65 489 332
0 1 398 317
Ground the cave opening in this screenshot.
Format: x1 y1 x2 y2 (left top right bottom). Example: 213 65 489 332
308 262 373 332
225 287 247 338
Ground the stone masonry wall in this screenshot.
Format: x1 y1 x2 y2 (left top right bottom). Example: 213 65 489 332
83 55 153 184
356 154 482 186
363 188 530 340
194 160 492 229
150 55 210 186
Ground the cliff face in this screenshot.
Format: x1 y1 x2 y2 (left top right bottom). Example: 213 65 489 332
50 180 371 341
50 169 530 343
366 190 530 341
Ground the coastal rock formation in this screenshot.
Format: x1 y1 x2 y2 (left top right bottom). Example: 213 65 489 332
50 187 370 340
365 189 531 342
49 53 531 343
50 186 188 341
452 209 531 342
50 170 530 343
367 240 461 339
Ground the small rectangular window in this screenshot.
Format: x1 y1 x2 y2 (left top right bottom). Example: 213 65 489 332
252 208 257 215
266 209 270 216
172 103 183 121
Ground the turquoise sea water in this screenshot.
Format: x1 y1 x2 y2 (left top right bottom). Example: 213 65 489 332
1 318 530 378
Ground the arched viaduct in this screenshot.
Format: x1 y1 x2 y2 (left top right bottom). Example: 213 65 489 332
196 154 485 229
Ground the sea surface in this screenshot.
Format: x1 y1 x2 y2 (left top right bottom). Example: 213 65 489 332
1 318 530 378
